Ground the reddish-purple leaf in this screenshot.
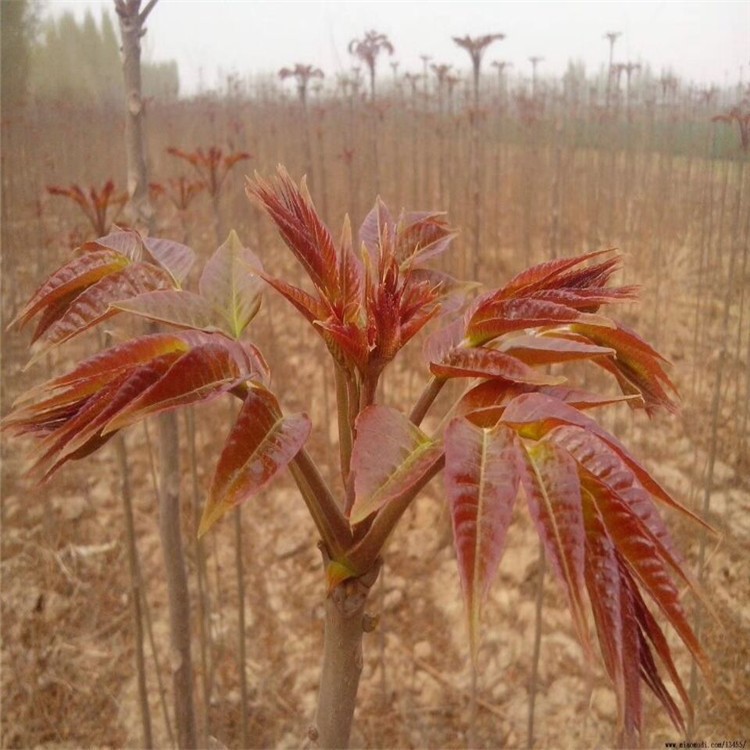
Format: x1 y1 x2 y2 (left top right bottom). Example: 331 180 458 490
113 289 226 332
143 236 196 284
617 559 644 747
582 497 627 726
444 417 522 659
198 230 264 338
104 341 255 432
455 380 528 427
407 268 476 314
456 382 636 429
551 425 689 568
359 196 394 264
423 318 466 366
316 319 369 372
570 322 678 414
627 567 692 730
33 354 177 478
18 333 210 403
535 386 638 411
501 392 709 529
528 285 638 311
81 229 144 261
259 272 329 324
584 473 710 676
248 168 339 301
553 255 623 292
336 214 364 323
520 439 591 658
431 346 565 386
494 248 615 300
467 296 613 346
350 405 443 524
11 250 129 329
498 333 615 365
29 262 174 357
199 386 311 535
3 333 268 469
395 209 457 265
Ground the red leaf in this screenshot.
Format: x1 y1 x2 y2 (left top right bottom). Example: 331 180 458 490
104 340 258 431
248 168 339 301
431 346 565 386
395 209 457 266
336 213 364 323
528 285 638 311
617 559 644 747
32 354 177 478
584 473 710 676
316 319 369 372
359 197 394 263
143 236 196 284
11 250 129 329
569 322 678 414
408 268 476 314
501 393 709 530
423 318 466 366
259 272 329 324
582 497 627 727
350 405 443 524
520 439 591 658
17 334 192 403
444 418 522 659
81 229 144 262
29 262 174 357
498 333 615 366
455 380 528 427
456 382 635 429
494 249 615 300
200 387 311 535
627 568 691 730
467 296 613 346
3 332 269 477
551 425 690 568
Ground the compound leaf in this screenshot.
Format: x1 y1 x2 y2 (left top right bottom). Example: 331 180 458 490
199 230 264 338
444 417 522 659
350 405 442 525
200 387 311 535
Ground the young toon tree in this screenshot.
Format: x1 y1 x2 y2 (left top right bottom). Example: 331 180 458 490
3 167 711 749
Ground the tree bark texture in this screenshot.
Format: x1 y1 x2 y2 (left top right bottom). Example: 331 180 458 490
116 3 197 747
158 413 197 749
116 0 156 229
311 559 381 749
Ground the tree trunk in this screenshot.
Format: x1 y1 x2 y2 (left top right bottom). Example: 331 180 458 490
158 413 198 749
116 3 197 747
116 0 156 229
311 556 381 749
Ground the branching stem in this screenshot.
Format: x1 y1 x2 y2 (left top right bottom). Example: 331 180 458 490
347 454 445 572
409 375 446 426
334 365 354 481
290 448 353 555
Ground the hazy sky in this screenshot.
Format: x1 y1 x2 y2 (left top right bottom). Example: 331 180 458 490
50 1 749 95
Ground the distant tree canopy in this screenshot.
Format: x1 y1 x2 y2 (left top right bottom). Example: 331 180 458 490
1 0 39 106
29 9 179 105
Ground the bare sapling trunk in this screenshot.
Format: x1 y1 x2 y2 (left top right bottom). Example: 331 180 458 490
101 323 153 747
116 1 197 746
117 434 154 748
311 552 381 749
158 414 198 748
688 156 743 730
